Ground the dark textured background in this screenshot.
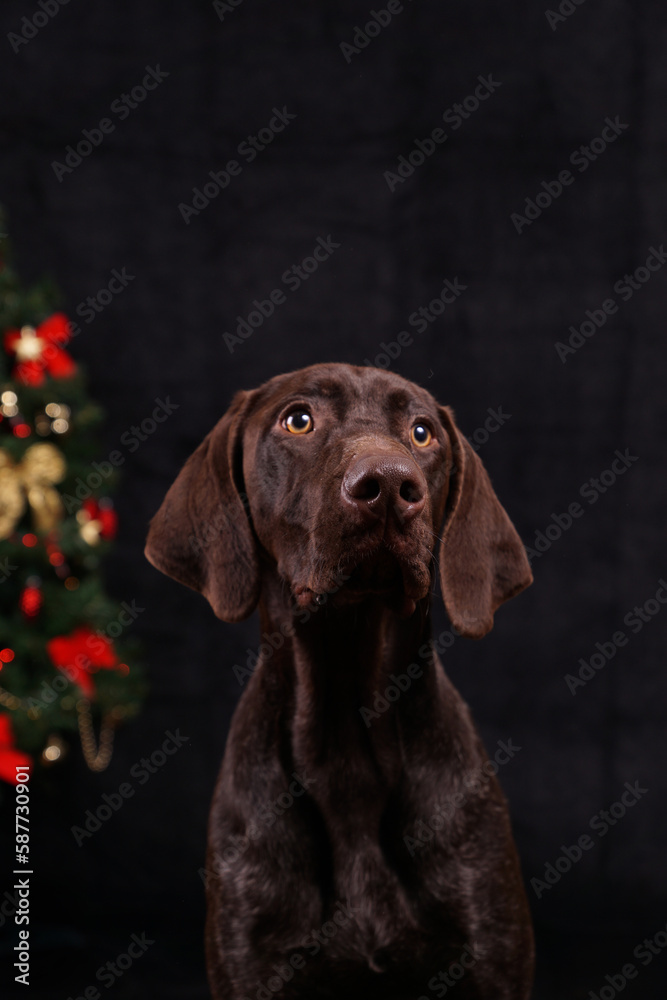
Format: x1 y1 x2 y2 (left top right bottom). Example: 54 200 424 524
1 0 666 996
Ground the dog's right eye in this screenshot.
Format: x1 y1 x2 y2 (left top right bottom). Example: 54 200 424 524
284 410 313 434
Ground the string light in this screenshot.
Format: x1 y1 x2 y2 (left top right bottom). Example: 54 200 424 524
1 391 18 418
44 403 70 434
20 577 43 619
42 734 66 763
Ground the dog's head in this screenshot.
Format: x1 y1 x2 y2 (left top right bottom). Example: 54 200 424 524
145 363 531 638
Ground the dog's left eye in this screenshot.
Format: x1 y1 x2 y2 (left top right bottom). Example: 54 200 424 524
410 423 432 447
284 410 313 434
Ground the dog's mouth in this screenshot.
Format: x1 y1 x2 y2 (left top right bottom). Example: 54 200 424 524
293 541 431 618
344 546 403 593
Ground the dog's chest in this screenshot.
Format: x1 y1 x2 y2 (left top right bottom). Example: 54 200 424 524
288 741 428 954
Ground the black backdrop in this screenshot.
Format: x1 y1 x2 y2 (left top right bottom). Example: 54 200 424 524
1 1 666 997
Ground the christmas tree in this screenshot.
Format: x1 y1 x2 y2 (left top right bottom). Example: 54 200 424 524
0 209 145 786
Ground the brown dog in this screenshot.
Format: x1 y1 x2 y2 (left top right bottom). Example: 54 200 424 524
145 363 535 999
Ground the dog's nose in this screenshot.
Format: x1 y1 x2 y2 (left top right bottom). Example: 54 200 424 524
342 454 426 525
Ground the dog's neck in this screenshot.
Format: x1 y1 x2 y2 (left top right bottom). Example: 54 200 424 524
257 567 437 769
253 566 443 902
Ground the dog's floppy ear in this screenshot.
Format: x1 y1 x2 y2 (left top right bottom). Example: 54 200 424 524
437 406 532 639
144 390 260 622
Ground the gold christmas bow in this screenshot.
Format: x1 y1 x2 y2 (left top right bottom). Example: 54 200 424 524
0 443 67 539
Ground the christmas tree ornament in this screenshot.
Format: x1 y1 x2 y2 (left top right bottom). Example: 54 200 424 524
46 625 119 698
0 714 32 783
46 542 69 577
77 498 118 545
19 576 42 619
0 450 24 537
77 508 103 546
0 442 66 538
4 313 76 386
96 497 118 538
0 214 144 781
8 325 46 360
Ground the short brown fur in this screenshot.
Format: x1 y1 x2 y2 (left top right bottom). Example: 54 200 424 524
145 363 535 999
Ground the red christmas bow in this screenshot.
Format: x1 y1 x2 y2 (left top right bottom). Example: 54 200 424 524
4 313 77 386
46 626 118 698
0 714 32 784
